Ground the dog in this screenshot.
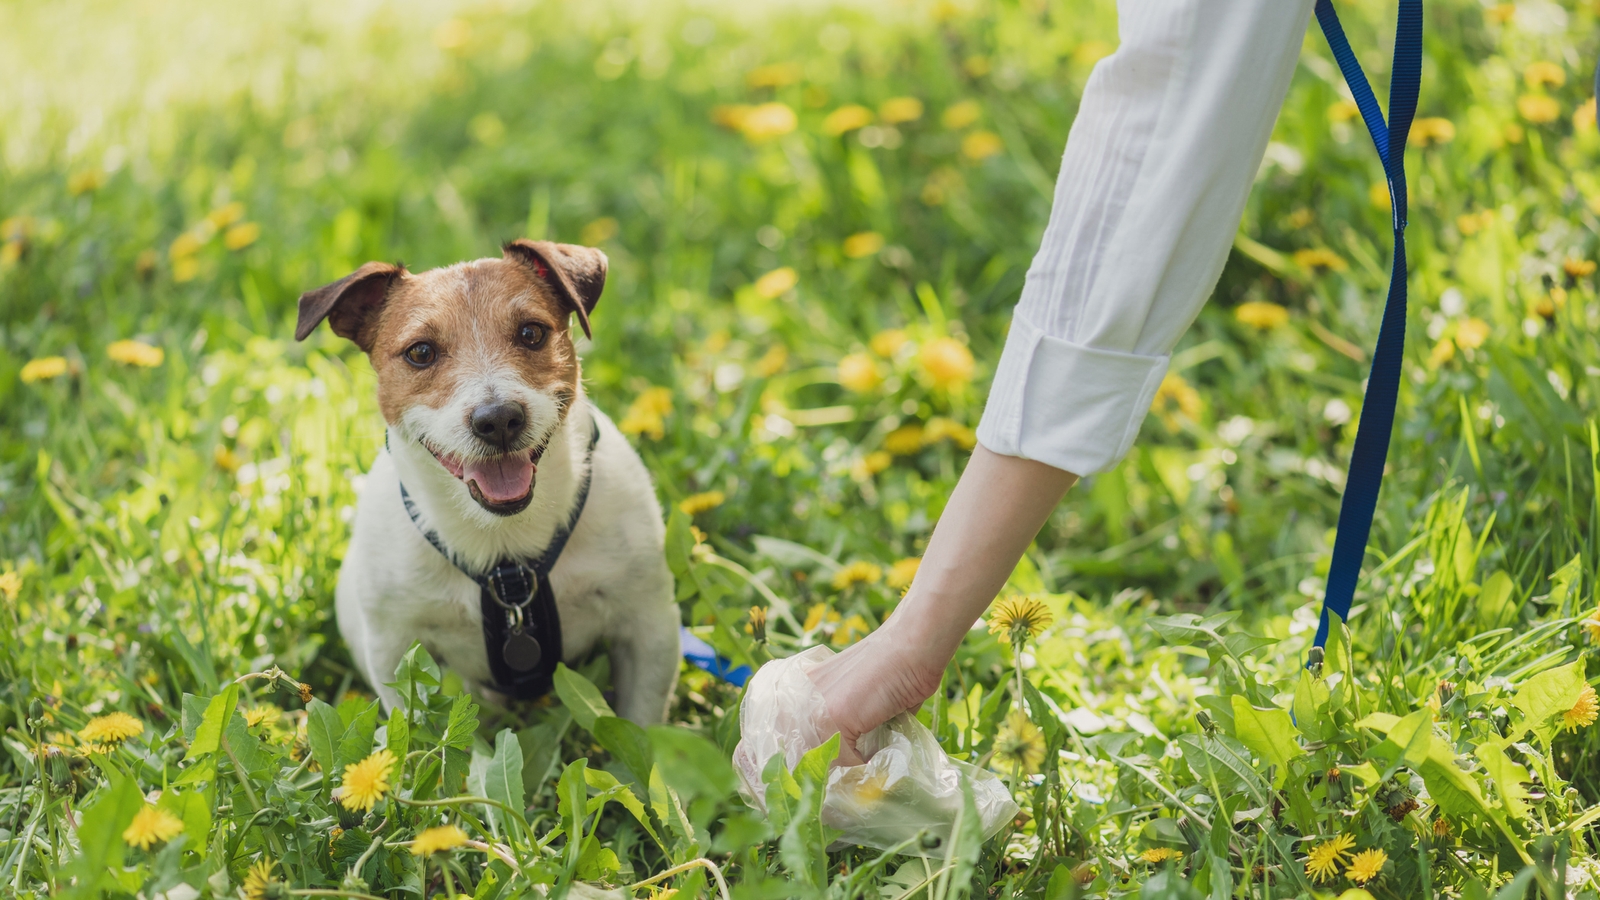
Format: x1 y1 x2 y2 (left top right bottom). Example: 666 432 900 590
294 239 679 724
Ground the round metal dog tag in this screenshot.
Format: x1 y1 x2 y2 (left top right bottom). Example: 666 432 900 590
502 632 542 672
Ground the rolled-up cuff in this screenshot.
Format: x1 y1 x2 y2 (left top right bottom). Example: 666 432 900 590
976 315 1170 475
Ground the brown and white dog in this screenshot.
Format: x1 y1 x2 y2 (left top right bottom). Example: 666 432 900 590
295 240 679 724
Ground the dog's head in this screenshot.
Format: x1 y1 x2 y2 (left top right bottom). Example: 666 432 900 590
294 240 606 516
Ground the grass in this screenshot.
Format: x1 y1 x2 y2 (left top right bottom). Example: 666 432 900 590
4 0 1600 896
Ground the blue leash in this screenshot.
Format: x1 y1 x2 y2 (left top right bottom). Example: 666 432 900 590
1309 0 1423 656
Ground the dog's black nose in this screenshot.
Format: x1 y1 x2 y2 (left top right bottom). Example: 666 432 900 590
471 402 526 446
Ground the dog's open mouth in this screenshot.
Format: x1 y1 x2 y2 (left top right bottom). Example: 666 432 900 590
426 441 547 515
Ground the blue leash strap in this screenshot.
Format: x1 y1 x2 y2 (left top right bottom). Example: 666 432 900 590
1310 0 1423 654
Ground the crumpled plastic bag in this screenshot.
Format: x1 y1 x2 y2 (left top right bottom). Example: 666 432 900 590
733 646 1018 854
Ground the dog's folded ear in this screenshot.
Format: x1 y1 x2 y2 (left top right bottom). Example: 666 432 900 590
294 262 405 350
503 240 608 339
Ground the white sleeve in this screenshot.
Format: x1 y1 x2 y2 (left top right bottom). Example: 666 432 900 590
976 0 1315 475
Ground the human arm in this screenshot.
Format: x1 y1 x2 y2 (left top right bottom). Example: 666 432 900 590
807 444 1077 764
807 0 1316 761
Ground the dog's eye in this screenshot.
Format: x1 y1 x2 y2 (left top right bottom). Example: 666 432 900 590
518 323 548 349
404 342 437 367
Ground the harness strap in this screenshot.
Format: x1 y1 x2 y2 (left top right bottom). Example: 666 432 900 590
1309 0 1423 655
400 406 602 699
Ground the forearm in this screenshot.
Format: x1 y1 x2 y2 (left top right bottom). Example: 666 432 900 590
889 443 1077 663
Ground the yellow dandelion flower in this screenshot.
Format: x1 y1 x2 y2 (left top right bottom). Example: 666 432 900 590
711 104 753 131
837 353 882 393
1427 339 1456 369
1457 210 1494 236
831 614 873 647
678 491 725 516
842 231 885 259
1151 373 1201 431
224 222 261 251
123 805 184 850
803 603 841 633
243 705 281 729
207 202 246 229
0 571 20 601
1524 61 1566 89
1327 99 1361 123
738 103 798 141
964 55 991 77
619 387 673 441
941 100 981 129
1518 94 1560 124
580 217 619 246
919 337 974 389
172 257 200 283
831 561 882 590
753 344 788 377
991 710 1046 774
1345 848 1387 885
746 62 801 89
879 97 923 124
1292 249 1348 272
1575 100 1597 131
1583 610 1600 644
411 824 469 857
1486 3 1515 22
337 748 397 812
1141 847 1182 864
68 169 105 195
1304 834 1355 883
1073 40 1113 66
434 18 471 49
886 558 921 590
923 416 976 450
855 451 892 477
988 596 1052 643
961 130 1004 161
242 859 279 900
107 340 164 368
1411 117 1456 147
823 105 874 136
1564 259 1597 278
744 606 768 642
754 266 798 299
169 231 205 260
1455 317 1490 350
80 712 144 744
215 445 241 473
1564 684 1598 731
1235 301 1290 329
1370 181 1392 211
20 357 69 383
869 329 909 358
884 423 926 456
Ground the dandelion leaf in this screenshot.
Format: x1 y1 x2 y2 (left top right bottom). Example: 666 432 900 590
594 715 653 784
185 683 239 760
554 662 616 732
1229 695 1304 787
1510 659 1586 743
305 697 342 790
1475 743 1532 820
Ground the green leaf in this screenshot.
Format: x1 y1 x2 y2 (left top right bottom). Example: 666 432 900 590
594 715 654 784
305 697 342 789
185 683 239 760
1229 695 1303 788
649 724 739 806
389 641 442 705
441 693 480 750
553 662 615 731
335 698 381 771
1475 742 1533 820
156 787 211 862
584 766 664 849
1511 659 1586 743
1478 570 1517 630
1174 733 1264 795
223 712 276 776
665 507 695 578
1292 669 1332 743
1148 612 1240 646
795 732 840 788
385 705 410 767
555 757 590 888
483 728 526 835
63 771 142 897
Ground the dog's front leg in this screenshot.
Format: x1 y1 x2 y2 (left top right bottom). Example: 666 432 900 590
608 589 681 726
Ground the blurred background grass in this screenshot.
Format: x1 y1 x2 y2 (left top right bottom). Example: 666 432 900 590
7 0 1600 891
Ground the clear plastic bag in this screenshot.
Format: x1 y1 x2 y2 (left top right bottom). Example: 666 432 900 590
733 646 1019 854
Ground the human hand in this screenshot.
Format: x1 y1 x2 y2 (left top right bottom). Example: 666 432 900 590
804 614 945 765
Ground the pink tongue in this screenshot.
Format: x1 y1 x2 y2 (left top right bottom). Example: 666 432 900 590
463 455 535 504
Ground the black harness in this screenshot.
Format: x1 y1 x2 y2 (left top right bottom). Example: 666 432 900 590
398 413 600 700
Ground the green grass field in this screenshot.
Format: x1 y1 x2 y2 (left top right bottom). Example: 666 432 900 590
5 0 1600 896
